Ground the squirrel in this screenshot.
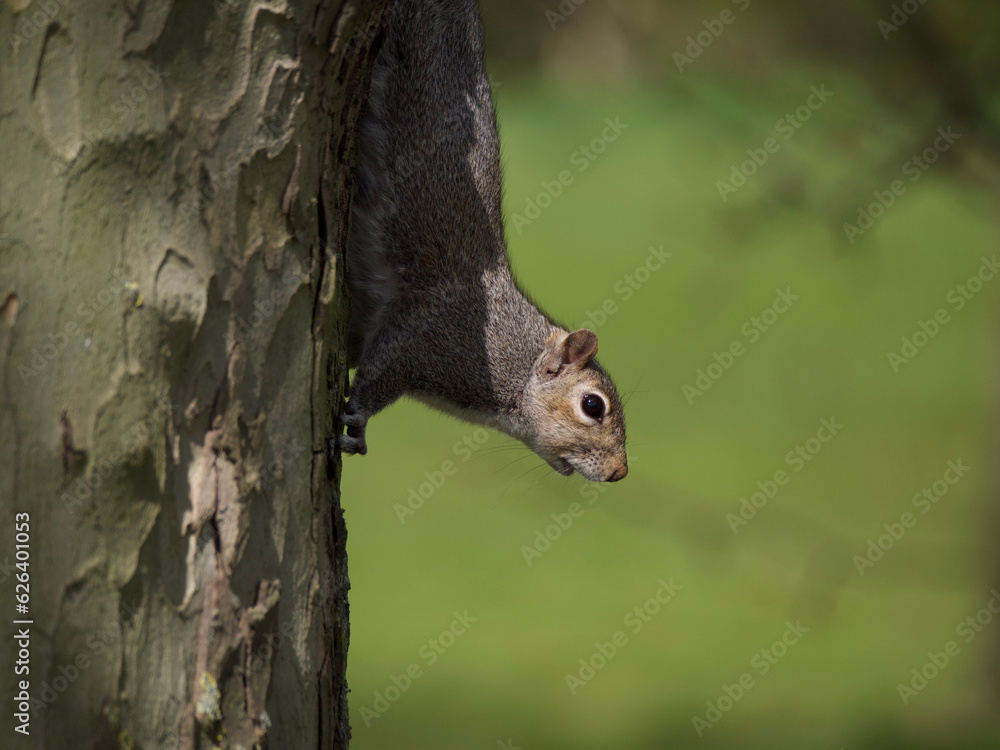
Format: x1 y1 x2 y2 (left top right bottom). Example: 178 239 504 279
336 0 628 482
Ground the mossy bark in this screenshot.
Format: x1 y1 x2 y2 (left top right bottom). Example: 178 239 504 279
0 0 386 747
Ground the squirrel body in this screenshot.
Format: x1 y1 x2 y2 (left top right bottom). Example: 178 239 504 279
338 0 628 482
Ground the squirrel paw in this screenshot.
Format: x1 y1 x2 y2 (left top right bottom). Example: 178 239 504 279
338 410 366 428
335 408 368 455
335 431 368 455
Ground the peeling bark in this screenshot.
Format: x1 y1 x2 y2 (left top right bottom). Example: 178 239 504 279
0 0 387 747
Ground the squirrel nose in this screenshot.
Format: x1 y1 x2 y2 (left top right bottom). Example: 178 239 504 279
606 462 628 482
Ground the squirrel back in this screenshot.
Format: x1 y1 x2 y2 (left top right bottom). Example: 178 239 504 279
348 0 507 361
341 0 628 482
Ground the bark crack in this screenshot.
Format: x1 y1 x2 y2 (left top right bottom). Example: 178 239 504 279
59 410 87 476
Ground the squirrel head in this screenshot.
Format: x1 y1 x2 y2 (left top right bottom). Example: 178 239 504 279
521 328 628 482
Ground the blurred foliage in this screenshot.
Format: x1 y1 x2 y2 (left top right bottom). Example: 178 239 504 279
482 0 1000 203
481 0 1000 114
343 2 1000 749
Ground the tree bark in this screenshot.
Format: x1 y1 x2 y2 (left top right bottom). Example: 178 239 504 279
0 0 386 747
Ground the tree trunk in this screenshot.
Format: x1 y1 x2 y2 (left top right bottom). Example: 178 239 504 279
0 0 386 747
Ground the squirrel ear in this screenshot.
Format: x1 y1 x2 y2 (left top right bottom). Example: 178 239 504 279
540 329 598 381
564 329 598 366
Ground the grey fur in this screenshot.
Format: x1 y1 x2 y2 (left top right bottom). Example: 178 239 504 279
339 0 628 482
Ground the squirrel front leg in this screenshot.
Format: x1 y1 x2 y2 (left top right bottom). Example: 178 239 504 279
335 319 410 455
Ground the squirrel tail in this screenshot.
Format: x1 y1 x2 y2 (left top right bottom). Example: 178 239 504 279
346 0 488 366
345 7 401 367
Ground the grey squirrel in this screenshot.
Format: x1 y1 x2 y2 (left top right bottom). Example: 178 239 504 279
336 0 628 482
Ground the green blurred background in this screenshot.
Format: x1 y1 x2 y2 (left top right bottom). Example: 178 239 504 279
344 1 1000 747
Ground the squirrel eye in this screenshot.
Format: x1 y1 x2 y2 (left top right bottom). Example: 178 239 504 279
581 394 605 420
